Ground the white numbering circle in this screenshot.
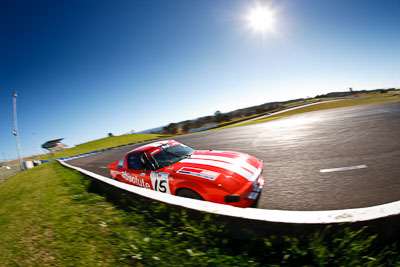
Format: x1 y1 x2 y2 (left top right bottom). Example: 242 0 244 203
150 172 171 194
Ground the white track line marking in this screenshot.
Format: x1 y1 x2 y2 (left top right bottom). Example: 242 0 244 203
320 165 367 173
99 166 108 168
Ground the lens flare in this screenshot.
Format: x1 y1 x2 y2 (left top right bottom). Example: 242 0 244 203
246 5 275 34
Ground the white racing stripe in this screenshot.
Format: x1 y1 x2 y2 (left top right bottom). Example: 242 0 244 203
190 154 258 174
320 165 367 173
181 158 254 180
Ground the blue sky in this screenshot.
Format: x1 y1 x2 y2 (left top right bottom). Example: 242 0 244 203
1 0 399 159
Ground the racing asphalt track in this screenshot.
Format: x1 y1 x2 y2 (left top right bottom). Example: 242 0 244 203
67 102 400 211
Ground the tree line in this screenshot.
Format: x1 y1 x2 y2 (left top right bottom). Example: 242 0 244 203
162 102 281 135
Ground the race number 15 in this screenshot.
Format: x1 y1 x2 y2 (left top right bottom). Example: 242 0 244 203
150 172 171 194
154 179 167 192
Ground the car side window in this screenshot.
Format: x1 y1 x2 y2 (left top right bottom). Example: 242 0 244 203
116 156 124 168
140 154 153 171
127 153 143 170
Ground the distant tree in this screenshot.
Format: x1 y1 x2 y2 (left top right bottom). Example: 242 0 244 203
182 121 193 133
223 114 230 121
194 118 204 128
163 123 178 135
237 110 247 117
203 116 213 124
245 110 254 116
108 133 114 137
169 123 178 134
349 87 353 93
214 111 225 123
255 107 264 114
264 104 276 112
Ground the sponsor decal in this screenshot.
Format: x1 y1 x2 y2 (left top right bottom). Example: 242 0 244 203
177 167 220 181
160 144 171 150
121 171 151 189
146 141 169 148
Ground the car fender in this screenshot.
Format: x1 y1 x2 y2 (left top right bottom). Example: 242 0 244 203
174 181 209 200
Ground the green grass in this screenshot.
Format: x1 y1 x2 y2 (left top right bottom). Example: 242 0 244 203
0 162 399 266
41 134 167 159
0 162 138 266
224 96 400 128
351 90 400 98
281 98 317 108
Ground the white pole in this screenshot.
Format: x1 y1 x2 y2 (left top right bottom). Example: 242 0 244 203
12 91 24 170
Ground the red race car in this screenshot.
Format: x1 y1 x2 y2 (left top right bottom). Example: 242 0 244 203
108 140 264 207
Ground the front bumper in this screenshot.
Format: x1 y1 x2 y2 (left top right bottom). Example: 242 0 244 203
247 175 264 200
226 174 265 207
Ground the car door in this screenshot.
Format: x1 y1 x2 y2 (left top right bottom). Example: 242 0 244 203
123 152 152 190
143 148 172 195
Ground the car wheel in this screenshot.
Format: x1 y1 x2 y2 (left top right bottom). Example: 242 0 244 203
176 188 203 200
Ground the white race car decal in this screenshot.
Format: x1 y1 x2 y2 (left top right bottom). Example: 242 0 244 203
150 172 171 194
121 171 151 189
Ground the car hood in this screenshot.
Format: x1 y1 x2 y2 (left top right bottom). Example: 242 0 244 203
169 150 263 193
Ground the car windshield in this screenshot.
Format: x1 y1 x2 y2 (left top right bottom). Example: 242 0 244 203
149 144 194 169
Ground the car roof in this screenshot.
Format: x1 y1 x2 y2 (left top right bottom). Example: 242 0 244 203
126 140 175 154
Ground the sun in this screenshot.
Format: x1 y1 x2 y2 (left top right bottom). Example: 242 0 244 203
246 5 275 34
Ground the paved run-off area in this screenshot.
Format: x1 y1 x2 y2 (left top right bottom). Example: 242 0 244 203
67 102 400 211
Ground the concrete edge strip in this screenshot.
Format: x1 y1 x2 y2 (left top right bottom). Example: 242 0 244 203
58 160 400 224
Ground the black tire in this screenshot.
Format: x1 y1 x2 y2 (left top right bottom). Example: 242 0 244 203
176 188 203 200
